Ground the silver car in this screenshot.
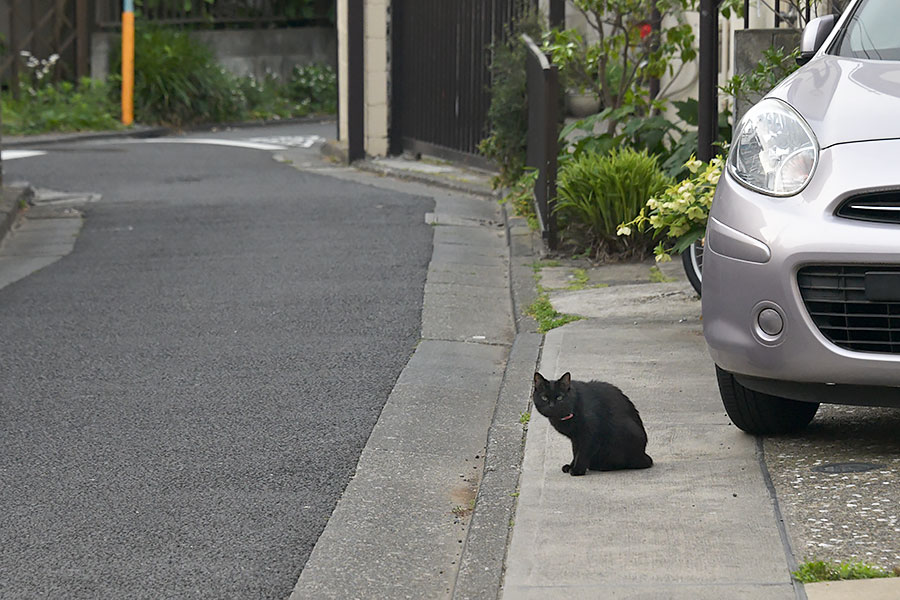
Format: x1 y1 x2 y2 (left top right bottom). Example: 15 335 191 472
703 0 900 434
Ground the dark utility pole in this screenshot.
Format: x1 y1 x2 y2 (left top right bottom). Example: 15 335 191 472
347 0 365 162
697 0 722 162
549 0 565 29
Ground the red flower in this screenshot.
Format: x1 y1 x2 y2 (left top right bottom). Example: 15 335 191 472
639 23 653 40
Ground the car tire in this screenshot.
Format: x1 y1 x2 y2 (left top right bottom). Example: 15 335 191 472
715 366 819 434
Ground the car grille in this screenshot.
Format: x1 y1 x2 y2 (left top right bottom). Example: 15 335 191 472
836 191 900 224
797 265 900 354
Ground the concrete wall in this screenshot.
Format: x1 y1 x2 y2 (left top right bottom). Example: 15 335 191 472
91 27 336 83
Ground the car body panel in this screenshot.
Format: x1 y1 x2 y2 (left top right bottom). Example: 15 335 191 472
703 140 900 394
770 56 900 149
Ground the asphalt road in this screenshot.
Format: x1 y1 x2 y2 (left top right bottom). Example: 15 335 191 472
0 123 434 598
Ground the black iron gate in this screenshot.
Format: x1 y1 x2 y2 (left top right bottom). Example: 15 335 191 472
390 0 529 165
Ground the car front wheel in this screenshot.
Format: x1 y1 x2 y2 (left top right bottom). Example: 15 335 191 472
715 366 819 434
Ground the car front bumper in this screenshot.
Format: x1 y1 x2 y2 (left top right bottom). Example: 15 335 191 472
702 139 900 402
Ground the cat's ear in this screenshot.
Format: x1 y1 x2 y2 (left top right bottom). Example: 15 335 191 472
534 372 547 387
558 372 571 391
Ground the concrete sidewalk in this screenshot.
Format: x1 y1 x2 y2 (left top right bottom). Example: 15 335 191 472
322 152 900 600
502 273 799 599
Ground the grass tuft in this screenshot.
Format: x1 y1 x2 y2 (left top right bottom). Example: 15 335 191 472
793 560 895 583
526 294 582 333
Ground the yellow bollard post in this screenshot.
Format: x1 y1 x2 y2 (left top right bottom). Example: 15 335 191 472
121 0 134 125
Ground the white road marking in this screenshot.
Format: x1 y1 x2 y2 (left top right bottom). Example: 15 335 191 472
248 135 325 148
2 150 47 161
139 138 289 151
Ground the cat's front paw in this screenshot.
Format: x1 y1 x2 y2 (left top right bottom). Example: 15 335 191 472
569 467 586 476
562 464 571 473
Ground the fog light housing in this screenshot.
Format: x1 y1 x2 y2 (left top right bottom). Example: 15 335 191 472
752 302 786 345
758 308 784 336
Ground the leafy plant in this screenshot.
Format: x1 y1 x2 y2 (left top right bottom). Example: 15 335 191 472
542 0 698 135
561 94 730 182
236 64 337 120
2 52 122 135
793 560 895 583
501 169 540 230
618 154 722 261
555 147 671 259
721 45 801 109
287 63 337 114
109 26 246 127
478 8 544 188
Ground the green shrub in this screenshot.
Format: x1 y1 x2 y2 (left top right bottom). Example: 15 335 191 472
2 52 122 135
237 74 293 120
287 63 337 114
111 26 247 127
478 8 544 189
618 155 721 262
3 77 122 136
555 148 671 259
721 45 801 109
501 169 540 230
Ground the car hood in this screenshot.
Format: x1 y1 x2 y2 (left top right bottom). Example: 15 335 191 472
768 55 900 149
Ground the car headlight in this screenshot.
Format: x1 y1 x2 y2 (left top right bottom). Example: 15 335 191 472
727 98 818 197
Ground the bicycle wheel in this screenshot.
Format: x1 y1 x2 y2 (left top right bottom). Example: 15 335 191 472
681 238 703 295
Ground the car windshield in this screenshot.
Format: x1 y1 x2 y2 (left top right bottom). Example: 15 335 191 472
831 0 900 60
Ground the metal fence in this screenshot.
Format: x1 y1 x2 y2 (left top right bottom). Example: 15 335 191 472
94 0 333 29
1 0 333 89
390 0 530 164
522 33 558 251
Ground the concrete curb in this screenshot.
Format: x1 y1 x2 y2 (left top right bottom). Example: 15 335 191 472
452 332 542 600
2 126 170 148
0 184 34 246
2 116 335 149
354 159 499 199
453 197 545 599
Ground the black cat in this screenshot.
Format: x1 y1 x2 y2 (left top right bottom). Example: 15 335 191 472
532 372 653 476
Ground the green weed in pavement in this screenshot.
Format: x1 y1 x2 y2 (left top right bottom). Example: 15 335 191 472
793 560 896 583
649 265 676 283
526 293 582 333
